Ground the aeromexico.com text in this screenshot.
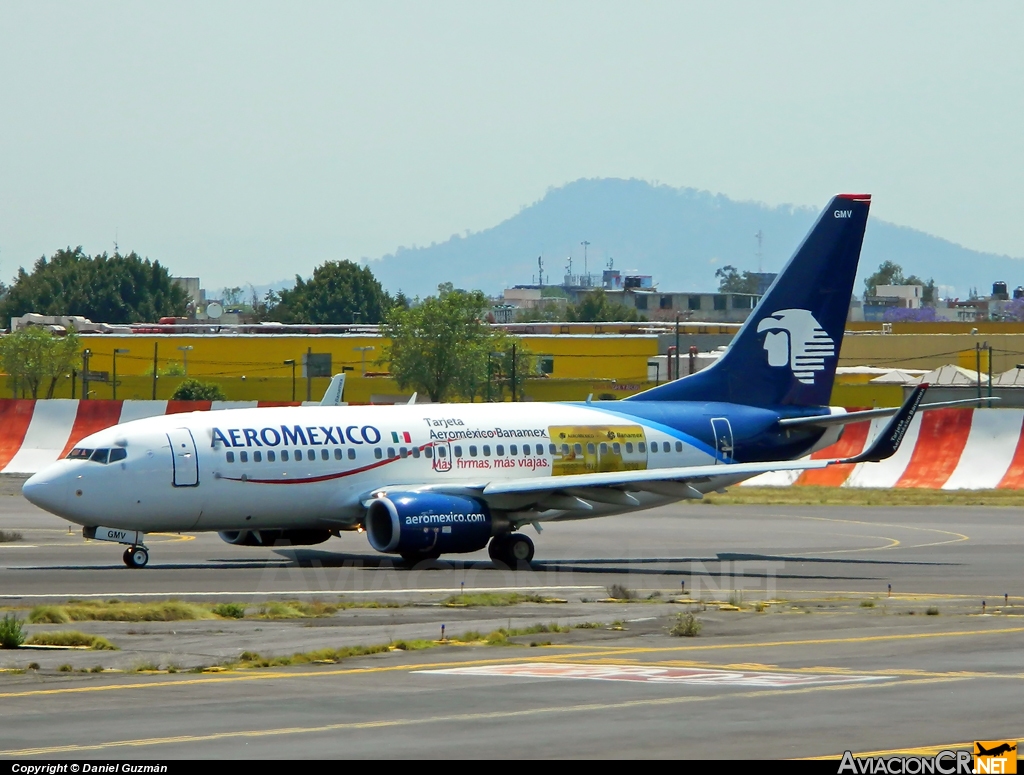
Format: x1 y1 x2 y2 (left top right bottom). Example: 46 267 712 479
403 512 487 526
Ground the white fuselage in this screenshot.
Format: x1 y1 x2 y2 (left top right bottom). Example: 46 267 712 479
24 402 724 534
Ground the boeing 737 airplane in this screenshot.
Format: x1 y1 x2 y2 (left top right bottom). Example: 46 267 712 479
23 194 952 568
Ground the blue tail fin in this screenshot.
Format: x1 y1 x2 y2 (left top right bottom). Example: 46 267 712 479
626 193 871 408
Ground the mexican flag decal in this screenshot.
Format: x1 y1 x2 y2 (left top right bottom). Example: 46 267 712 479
391 431 412 443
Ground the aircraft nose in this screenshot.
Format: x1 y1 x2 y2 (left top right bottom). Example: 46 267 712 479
22 470 69 515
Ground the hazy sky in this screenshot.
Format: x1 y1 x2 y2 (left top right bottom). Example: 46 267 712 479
2 2 1022 291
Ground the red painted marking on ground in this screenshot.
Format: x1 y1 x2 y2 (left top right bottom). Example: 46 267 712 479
0 400 36 470
996 413 1024 488
166 400 211 414
419 663 885 687
59 401 124 458
895 408 974 488
796 420 872 487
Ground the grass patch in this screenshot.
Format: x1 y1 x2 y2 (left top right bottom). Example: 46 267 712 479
212 603 246 619
926 607 940 616
25 631 118 650
670 613 702 637
130 661 161 673
0 530 23 543
860 600 876 608
697 486 1024 507
0 613 26 648
573 622 604 629
29 600 214 623
606 584 636 601
441 592 550 607
236 643 392 668
58 664 73 672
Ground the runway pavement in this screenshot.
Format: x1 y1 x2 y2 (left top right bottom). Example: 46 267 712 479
0 479 1021 759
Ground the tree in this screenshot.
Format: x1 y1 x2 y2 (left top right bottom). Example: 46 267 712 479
0 247 189 324
566 289 640 322
268 260 392 324
382 285 532 403
170 378 227 401
715 265 761 294
0 327 81 398
863 261 936 303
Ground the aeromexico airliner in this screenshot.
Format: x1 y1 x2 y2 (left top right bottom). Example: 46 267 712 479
24 194 939 568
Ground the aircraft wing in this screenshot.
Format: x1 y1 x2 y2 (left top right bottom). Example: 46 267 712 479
367 385 927 515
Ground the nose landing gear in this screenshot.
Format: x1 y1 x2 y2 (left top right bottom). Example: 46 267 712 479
123 546 150 568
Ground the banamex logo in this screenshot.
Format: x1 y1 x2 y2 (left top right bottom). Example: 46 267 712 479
756 309 836 384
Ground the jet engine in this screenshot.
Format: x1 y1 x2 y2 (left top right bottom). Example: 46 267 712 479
218 529 332 546
365 492 498 558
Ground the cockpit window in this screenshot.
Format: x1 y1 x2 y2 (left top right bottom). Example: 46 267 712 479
67 447 125 464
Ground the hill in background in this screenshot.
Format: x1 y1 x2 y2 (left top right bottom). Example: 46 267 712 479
365 178 1024 300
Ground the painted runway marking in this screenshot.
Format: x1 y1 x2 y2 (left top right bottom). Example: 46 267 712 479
417 662 890 687
0 584 603 600
0 675 968 757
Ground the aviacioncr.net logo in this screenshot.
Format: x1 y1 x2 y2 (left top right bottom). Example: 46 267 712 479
757 308 836 384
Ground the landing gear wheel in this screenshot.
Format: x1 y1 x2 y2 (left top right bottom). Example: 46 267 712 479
506 533 534 565
124 546 149 568
488 534 509 563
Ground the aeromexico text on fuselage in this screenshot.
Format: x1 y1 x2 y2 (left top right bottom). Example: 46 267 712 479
209 422 550 449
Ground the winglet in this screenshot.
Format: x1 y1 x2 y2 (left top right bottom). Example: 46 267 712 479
838 384 928 464
319 373 347 406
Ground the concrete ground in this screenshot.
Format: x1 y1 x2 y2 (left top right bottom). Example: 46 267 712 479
0 476 1021 759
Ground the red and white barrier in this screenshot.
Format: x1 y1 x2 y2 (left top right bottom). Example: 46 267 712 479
0 399 287 475
2 400 1022 488
747 407 1024 489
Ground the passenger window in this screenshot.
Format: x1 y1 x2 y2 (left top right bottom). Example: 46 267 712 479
412 447 420 459
320 449 329 461
625 442 634 453
375 448 383 460
281 450 289 462
91 449 109 463
600 443 608 454
307 450 316 461
347 448 356 460
650 443 658 454
253 451 262 463
675 441 683 452
334 448 342 460
664 442 671 453
268 450 276 462
612 443 621 455
454 446 462 457
496 445 504 456
483 445 491 456
226 451 235 463
586 443 595 454
400 447 408 458
424 447 433 459
638 442 647 453
387 447 396 458
510 445 518 455
109 448 127 463
561 444 569 455
469 445 477 457
573 443 582 455
240 451 248 463
549 444 556 455
294 450 301 461
436 447 445 458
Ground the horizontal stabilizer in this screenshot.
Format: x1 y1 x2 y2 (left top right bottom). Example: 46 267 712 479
778 394 996 429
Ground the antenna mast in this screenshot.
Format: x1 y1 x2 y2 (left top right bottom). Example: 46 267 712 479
754 230 763 273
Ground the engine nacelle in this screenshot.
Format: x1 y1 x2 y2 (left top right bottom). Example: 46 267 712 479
218 529 332 546
365 493 494 556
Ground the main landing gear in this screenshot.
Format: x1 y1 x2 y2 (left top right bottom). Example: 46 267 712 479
488 532 535 568
123 546 149 568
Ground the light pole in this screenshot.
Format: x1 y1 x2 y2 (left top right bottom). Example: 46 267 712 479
283 359 296 402
82 349 92 399
112 349 129 400
674 313 681 381
581 241 590 284
177 345 193 376
353 346 375 376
